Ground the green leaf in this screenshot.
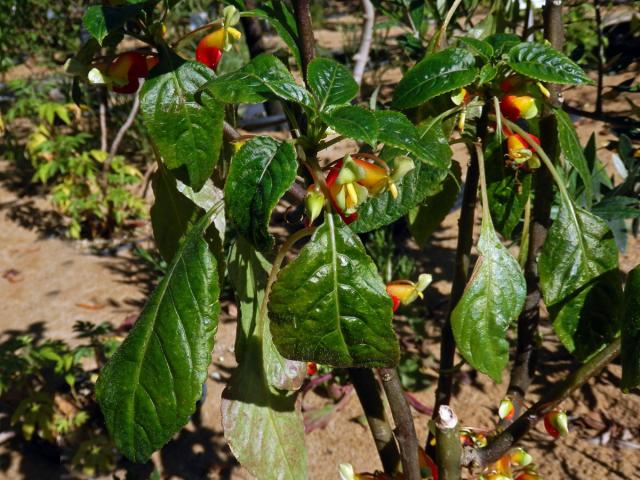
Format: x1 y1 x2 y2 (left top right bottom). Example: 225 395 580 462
246 1 301 69
478 64 498 84
150 165 200 262
223 240 307 479
508 42 591 85
225 136 298 251
555 108 593 207
350 121 451 233
592 196 640 221
550 270 623 361
307 57 358 111
96 207 222 462
375 111 449 168
539 202 618 306
202 54 314 108
82 4 144 45
321 105 378 146
486 33 520 57
456 37 494 61
392 48 478 109
408 161 461 246
621 266 640 390
451 218 526 382
269 214 399 367
141 57 223 191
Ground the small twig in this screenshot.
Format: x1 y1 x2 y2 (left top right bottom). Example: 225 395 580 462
562 104 640 129
353 0 375 87
223 121 242 141
100 90 141 191
464 338 620 468
292 0 315 83
99 87 109 152
438 0 463 50
350 368 401 474
378 368 421 480
435 406 462 480
594 0 605 115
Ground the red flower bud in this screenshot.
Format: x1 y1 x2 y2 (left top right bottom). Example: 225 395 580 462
500 95 538 121
306 362 317 376
196 44 223 70
544 410 569 439
506 133 541 170
108 52 149 94
498 397 515 421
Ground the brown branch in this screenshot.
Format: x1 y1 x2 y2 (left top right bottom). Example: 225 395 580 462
503 0 564 424
353 0 375 87
378 368 421 480
223 121 241 141
465 338 620 469
350 368 401 474
562 103 640 129
292 0 315 83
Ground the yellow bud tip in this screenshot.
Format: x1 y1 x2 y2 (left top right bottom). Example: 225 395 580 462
537 81 551 98
389 182 398 199
346 182 359 206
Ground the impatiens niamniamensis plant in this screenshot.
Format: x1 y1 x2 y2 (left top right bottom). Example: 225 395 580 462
65 0 640 478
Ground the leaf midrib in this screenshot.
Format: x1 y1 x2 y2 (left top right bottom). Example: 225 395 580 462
327 215 350 360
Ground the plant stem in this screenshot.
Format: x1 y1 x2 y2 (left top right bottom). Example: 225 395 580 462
435 406 462 480
378 368 421 480
438 0 463 49
353 0 375 87
349 368 401 474
594 0 604 115
430 106 489 449
292 0 315 83
464 338 620 468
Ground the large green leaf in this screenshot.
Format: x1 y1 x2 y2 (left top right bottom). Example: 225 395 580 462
375 110 449 168
392 48 478 109
408 161 461 246
223 240 307 479
451 215 526 382
82 4 144 45
321 105 378 146
507 42 591 85
539 202 618 306
307 57 358 111
592 196 640 221
350 121 451 233
96 207 222 462
456 37 494 61
621 266 640 390
550 270 623 361
555 109 593 207
225 136 298 251
269 214 399 367
150 165 200 262
201 54 314 108
141 56 223 191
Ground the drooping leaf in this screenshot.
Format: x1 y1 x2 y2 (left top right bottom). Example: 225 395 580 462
225 136 298 251
307 57 358 111
621 266 640 390
96 207 222 462
176 178 226 245
141 56 223 191
392 48 478 109
508 42 591 85
150 165 200 262
202 54 314 108
375 110 449 168
555 108 593 207
350 121 451 233
269 214 399 367
539 201 618 307
82 4 144 45
408 161 461 246
321 105 378 146
246 1 301 69
451 214 526 382
227 239 306 390
549 270 623 361
223 240 307 480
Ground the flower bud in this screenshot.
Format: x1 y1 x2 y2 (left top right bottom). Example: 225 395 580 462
306 362 317 376
339 463 356 480
498 397 515 421
510 447 532 467
386 273 432 312
196 26 242 69
305 186 325 225
500 95 538 121
451 87 471 106
107 52 149 94
544 410 569 438
506 134 541 170
515 473 541 480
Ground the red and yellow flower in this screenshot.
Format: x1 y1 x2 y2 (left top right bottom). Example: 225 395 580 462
506 133 541 170
196 26 242 70
107 52 149 94
386 274 432 312
544 410 569 439
500 95 538 122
